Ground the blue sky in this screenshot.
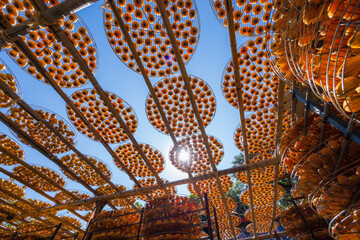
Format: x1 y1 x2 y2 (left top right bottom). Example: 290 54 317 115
0 0 250 219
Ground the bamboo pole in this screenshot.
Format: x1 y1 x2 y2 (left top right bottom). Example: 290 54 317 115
0 11 150 202
0 186 84 233
0 166 87 221
106 0 204 204
0 199 43 225
269 80 285 233
0 0 99 47
27 0 168 197
155 1 238 239
2 157 279 220
0 77 137 211
0 111 96 195
222 0 258 237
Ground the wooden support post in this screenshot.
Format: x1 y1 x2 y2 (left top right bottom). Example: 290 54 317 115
82 201 107 240
213 207 221 240
50 223 62 240
204 194 214 240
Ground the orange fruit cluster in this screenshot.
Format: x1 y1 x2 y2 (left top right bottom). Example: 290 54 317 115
8 107 76 154
104 0 199 77
244 204 281 223
133 177 176 201
209 196 237 215
3 0 97 88
281 114 340 173
0 61 20 108
55 190 92 211
270 0 360 121
222 37 279 111
67 89 137 143
211 0 272 36
13 165 65 192
294 137 360 197
16 220 75 240
143 195 202 239
279 201 330 239
61 153 111 186
146 75 216 137
96 184 136 208
0 179 25 201
169 134 224 174
187 175 232 198
234 108 292 154
15 198 53 215
0 133 24 165
331 207 360 240
45 215 82 231
240 183 284 206
114 142 165 177
246 221 278 234
91 208 140 240
214 214 242 239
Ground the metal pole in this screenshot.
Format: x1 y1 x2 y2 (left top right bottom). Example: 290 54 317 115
204 193 214 240
213 207 221 240
74 232 79 240
303 87 312 131
50 223 62 240
289 197 317 240
136 208 145 240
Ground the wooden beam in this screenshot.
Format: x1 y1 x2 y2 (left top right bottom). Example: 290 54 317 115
0 166 87 221
4 157 279 222
0 0 98 47
0 76 137 211
106 0 204 206
0 187 84 233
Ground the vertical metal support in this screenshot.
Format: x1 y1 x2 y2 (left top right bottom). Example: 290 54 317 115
50 223 62 240
74 232 79 240
303 87 312 131
213 207 221 240
290 197 317 240
291 81 297 124
333 115 355 174
136 208 145 240
317 103 330 145
204 193 214 240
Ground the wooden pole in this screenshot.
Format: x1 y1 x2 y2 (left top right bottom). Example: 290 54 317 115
155 1 238 238
0 166 86 221
223 0 257 236
0 11 150 203
0 76 137 211
50 223 62 240
0 0 98 47
107 0 204 206
2 157 279 222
